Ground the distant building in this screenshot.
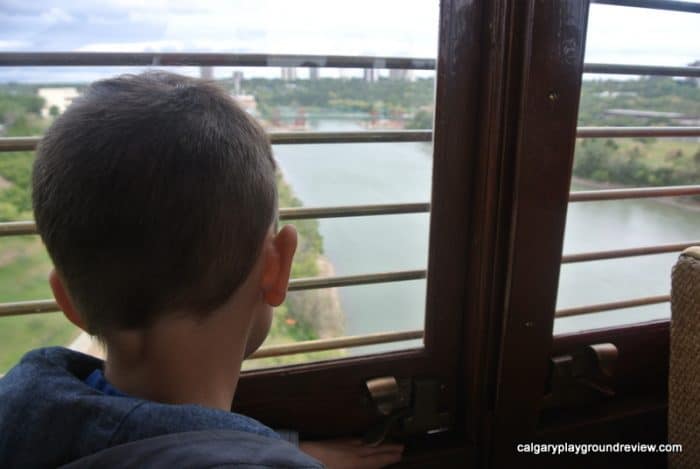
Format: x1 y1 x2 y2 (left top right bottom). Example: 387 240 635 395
604 108 700 142
596 91 638 98
389 69 413 81
363 68 378 82
309 67 320 80
232 94 258 116
604 109 684 119
689 60 700 88
200 66 214 80
37 87 79 118
281 67 297 80
232 71 244 95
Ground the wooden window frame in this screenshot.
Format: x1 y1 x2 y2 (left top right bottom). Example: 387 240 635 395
489 1 681 466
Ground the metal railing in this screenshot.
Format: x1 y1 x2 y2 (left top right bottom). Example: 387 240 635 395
591 0 700 14
0 270 427 318
0 300 57 317
569 185 700 202
2 40 699 357
1 51 700 76
2 127 697 152
575 127 700 139
2 237 695 319
0 137 697 348
561 241 700 263
0 130 432 152
0 203 433 237
556 295 671 319
0 52 436 70
583 64 700 77
249 330 423 359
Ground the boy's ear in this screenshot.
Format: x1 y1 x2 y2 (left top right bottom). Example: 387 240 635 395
261 224 298 307
49 269 87 331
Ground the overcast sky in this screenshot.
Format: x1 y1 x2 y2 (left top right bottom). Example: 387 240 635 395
0 0 698 83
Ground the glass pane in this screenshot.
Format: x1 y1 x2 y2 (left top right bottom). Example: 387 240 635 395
585 3 699 68
555 3 700 335
0 1 439 371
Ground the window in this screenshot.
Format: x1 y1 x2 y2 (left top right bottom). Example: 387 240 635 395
0 0 476 450
491 1 700 465
0 1 441 372
555 1 700 335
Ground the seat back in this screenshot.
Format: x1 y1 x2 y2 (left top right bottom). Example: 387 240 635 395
669 246 700 468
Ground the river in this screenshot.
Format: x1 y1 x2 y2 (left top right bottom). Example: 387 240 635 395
274 119 699 354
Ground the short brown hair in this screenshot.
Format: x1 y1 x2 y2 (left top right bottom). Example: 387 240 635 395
32 71 277 335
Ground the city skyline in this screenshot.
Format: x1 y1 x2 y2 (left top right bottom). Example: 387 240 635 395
0 0 698 83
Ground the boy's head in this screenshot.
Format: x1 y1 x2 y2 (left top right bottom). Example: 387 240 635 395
33 71 294 345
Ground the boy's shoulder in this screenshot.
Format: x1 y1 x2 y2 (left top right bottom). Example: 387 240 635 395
0 347 316 467
61 430 324 469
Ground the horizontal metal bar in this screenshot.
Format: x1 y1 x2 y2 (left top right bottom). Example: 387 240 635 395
0 303 424 360
3 185 698 236
280 203 430 220
288 269 426 291
2 51 698 79
0 52 436 70
0 300 58 317
0 203 431 237
570 185 700 202
271 130 432 144
0 270 427 316
584 63 700 77
576 127 700 138
0 131 432 152
591 0 700 13
0 221 35 236
248 329 423 359
3 188 699 238
0 137 38 152
562 241 700 263
5 127 698 153
556 295 670 318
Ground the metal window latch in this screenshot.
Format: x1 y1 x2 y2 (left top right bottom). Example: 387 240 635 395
363 376 451 446
543 342 618 409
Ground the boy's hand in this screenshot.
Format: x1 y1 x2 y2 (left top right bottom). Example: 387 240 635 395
300 438 404 469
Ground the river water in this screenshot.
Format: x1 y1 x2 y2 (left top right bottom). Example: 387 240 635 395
274 119 699 354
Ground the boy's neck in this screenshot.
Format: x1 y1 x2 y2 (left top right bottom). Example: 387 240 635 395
103 310 252 411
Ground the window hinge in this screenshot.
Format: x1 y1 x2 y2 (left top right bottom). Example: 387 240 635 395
363 376 452 446
542 342 618 409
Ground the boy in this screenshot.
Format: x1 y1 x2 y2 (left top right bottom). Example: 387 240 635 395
0 72 403 468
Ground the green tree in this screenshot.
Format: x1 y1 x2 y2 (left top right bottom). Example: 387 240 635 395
405 109 433 129
573 139 613 180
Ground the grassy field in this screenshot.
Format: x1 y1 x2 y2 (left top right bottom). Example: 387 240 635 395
0 236 79 372
612 138 700 171
573 136 700 189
